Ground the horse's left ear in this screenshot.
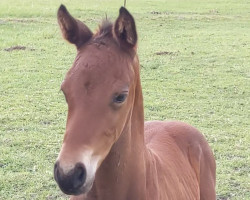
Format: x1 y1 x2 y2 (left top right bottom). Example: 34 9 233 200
114 7 137 49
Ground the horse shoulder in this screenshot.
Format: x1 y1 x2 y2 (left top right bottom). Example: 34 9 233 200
144 120 215 200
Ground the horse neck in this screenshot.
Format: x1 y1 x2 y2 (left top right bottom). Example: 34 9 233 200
88 58 147 200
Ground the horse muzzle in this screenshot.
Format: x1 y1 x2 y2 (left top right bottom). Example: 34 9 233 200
54 161 92 195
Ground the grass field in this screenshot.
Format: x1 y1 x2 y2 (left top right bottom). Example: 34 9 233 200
0 0 249 199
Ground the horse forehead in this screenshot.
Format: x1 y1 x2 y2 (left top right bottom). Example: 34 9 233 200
77 44 131 76
84 43 121 60
64 46 132 89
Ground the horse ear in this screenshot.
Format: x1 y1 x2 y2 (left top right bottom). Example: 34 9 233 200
114 7 137 49
57 5 93 49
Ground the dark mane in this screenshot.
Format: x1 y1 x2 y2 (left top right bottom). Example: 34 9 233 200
93 20 113 42
99 20 113 36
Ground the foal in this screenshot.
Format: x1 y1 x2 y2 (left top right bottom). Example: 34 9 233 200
54 5 216 200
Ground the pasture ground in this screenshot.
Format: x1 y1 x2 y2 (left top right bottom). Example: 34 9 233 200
0 0 249 199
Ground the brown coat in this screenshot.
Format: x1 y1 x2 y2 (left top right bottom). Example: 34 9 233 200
54 5 216 200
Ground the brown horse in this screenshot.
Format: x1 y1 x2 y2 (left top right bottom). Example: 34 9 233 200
54 5 216 200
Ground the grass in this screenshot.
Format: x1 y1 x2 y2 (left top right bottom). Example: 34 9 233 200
0 0 249 199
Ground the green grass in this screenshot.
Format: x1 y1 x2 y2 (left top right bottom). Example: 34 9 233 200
0 0 249 199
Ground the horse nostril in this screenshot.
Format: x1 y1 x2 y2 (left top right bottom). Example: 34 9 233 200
54 161 59 182
73 163 86 189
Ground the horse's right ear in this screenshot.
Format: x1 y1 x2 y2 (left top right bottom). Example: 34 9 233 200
57 5 93 49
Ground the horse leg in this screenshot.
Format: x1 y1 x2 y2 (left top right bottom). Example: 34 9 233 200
188 142 216 200
199 145 216 200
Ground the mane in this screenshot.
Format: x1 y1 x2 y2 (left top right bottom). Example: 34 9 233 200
93 20 114 42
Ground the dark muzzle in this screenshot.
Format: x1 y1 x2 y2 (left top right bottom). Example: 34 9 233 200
54 161 86 195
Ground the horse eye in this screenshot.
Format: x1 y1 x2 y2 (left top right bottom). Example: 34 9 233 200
113 93 128 104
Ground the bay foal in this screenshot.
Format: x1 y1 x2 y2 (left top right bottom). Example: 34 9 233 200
54 5 216 200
